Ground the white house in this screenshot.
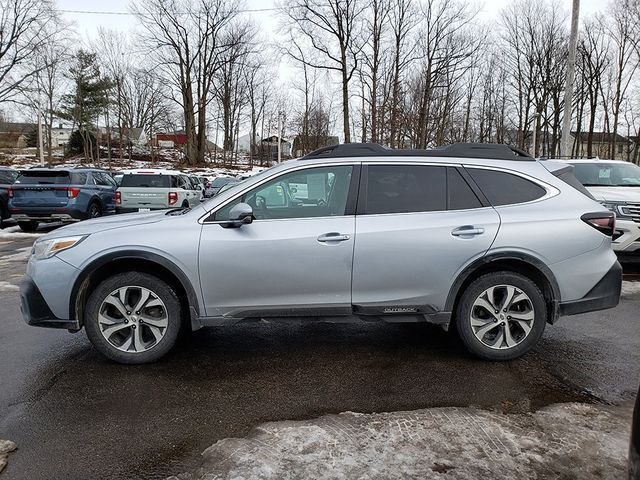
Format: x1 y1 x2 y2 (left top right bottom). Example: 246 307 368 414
236 133 261 153
50 124 73 147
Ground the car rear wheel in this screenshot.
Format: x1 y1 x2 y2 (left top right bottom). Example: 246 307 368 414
84 272 182 364
88 202 102 219
456 272 546 361
18 220 38 232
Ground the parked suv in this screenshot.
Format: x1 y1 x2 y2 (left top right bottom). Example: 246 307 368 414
0 167 19 228
9 168 117 232
115 169 200 213
568 159 640 255
20 143 622 364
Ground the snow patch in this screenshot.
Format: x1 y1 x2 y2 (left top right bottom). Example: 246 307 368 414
0 226 43 239
0 281 19 292
0 439 17 474
172 403 631 480
622 280 640 296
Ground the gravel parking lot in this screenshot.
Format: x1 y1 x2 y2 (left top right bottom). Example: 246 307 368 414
0 229 638 479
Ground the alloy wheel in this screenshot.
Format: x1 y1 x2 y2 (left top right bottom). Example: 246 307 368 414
470 284 535 350
97 286 169 353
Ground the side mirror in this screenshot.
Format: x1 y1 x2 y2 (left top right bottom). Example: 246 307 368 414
221 202 253 228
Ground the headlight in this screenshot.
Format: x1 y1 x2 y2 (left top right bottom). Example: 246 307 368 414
32 235 86 259
600 202 628 218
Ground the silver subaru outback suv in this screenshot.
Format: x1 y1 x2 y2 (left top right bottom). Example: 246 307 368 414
20 143 622 364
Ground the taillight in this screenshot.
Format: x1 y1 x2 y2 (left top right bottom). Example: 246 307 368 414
581 212 615 236
168 192 178 205
67 187 81 198
114 191 121 205
8 188 13 198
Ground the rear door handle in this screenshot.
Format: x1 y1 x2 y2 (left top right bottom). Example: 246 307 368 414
317 232 350 243
451 226 485 237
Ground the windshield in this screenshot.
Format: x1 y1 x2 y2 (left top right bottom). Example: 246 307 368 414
211 177 233 187
120 174 171 188
571 162 640 186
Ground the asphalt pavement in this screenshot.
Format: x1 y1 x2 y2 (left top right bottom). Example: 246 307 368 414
0 231 638 480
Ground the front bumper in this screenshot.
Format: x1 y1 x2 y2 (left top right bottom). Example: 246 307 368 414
559 261 622 316
612 218 640 253
20 276 79 330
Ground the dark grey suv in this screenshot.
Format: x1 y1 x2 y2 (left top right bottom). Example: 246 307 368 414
0 167 19 228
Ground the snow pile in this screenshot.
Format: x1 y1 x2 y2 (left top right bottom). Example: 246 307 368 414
622 281 640 297
0 226 43 240
171 403 631 480
0 439 16 473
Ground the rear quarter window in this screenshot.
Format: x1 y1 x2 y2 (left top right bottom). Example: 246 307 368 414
467 168 546 206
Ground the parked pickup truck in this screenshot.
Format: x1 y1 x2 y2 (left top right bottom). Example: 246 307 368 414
115 169 201 213
9 168 117 231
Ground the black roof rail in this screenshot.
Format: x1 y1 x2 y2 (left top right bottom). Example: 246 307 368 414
300 143 534 161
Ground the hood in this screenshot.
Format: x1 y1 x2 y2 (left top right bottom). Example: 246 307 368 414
40 211 169 240
585 186 640 203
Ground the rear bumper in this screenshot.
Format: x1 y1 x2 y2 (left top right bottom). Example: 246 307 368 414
20 276 79 330
11 207 85 222
559 261 622 316
116 207 167 214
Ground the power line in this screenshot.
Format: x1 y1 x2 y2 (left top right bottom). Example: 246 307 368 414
59 7 280 16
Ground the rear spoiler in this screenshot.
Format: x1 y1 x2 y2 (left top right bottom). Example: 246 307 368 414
538 160 573 175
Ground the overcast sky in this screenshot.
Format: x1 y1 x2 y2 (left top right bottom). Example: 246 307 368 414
59 0 609 43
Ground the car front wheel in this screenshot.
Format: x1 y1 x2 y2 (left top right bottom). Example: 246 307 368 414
84 272 182 364
456 272 546 361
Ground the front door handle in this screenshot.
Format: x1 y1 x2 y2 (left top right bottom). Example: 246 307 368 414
317 232 350 243
451 226 485 237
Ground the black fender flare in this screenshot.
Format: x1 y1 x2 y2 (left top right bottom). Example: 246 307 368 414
69 250 201 324
444 252 561 317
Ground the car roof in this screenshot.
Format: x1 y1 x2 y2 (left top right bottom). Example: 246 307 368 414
300 142 534 162
124 169 183 175
561 159 630 165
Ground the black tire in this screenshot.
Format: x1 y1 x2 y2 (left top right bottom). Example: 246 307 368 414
87 201 102 219
455 272 546 361
18 220 39 232
181 200 189 208
84 272 182 364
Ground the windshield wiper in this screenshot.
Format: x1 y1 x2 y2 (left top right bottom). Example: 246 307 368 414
165 207 191 215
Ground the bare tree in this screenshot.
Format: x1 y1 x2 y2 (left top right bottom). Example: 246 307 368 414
132 0 241 165
0 0 60 103
283 0 366 143
606 0 639 158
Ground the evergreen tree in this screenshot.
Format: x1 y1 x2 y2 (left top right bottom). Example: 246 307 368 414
59 50 112 161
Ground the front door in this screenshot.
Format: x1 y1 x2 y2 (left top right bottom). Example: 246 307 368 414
198 164 358 318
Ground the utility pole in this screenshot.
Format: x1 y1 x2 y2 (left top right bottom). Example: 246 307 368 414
531 112 540 157
560 0 580 158
37 107 44 166
277 111 282 163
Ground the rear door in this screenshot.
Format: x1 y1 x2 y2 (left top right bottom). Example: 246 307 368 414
11 170 72 208
351 163 500 314
92 172 118 214
119 174 171 210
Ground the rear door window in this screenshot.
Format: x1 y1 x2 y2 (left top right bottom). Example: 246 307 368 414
466 168 546 206
16 171 71 185
364 165 446 214
120 174 171 188
0 170 17 184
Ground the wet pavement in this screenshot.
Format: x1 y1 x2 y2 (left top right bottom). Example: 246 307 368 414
0 232 638 480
